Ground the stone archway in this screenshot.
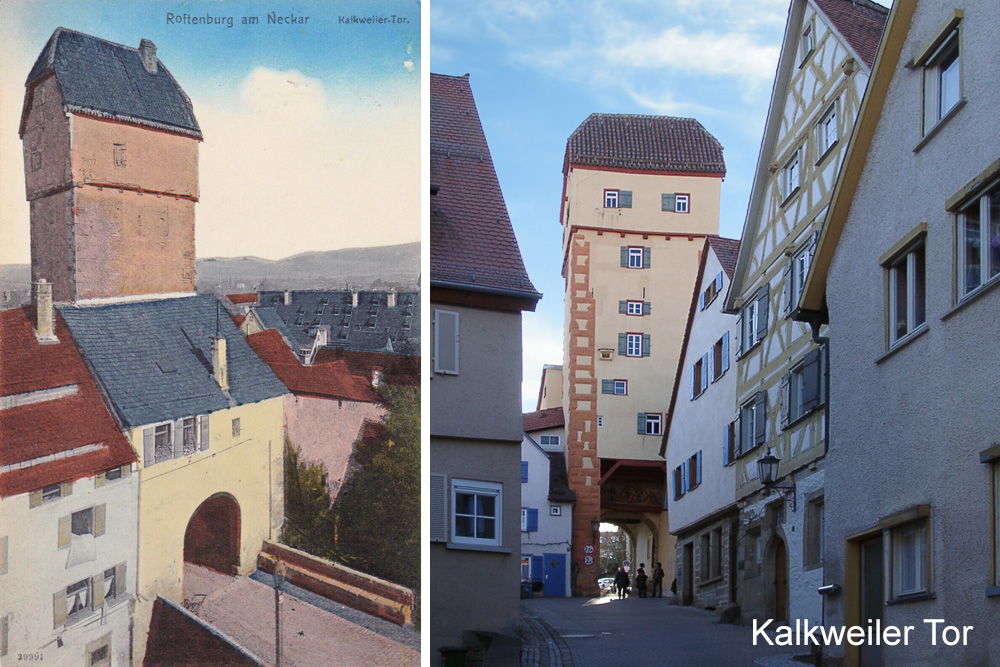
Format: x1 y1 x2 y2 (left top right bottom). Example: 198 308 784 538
184 493 241 575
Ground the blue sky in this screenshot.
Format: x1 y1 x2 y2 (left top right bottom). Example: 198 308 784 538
431 0 885 411
1 0 421 264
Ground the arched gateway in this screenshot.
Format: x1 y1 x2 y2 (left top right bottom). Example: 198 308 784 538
184 493 241 575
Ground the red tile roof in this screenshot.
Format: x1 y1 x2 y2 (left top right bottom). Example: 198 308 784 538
313 348 420 387
0 307 136 497
814 0 889 69
245 329 377 403
708 236 741 279
430 73 539 298
566 113 726 175
231 315 246 328
226 293 258 304
523 407 565 432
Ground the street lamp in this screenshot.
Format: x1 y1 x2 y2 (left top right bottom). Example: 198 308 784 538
757 449 796 511
590 518 601 542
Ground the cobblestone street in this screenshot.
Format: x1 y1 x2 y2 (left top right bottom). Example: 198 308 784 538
521 595 808 667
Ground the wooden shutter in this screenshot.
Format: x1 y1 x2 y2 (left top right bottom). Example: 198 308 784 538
530 555 544 582
94 472 106 488
172 421 183 459
619 190 632 208
682 461 689 494
662 193 675 211
722 332 730 373
800 348 823 411
92 572 105 607
58 515 71 549
94 504 106 537
53 589 68 628
429 474 447 542
521 461 528 483
781 259 793 316
200 414 210 451
723 424 732 466
699 292 706 310
29 489 42 508
689 365 695 400
637 413 646 435
673 467 681 500
618 333 627 355
433 310 460 374
601 379 613 394
61 481 72 497
116 562 127 597
734 413 742 456
143 427 155 467
619 300 628 314
701 353 710 391
620 246 629 267
780 372 791 429
122 464 132 478
715 272 723 292
756 286 769 342
643 301 651 315
642 334 651 357
696 451 703 486
643 247 651 269
735 312 744 358
754 392 767 446
527 508 539 532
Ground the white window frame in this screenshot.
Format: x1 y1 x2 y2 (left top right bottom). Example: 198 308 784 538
956 180 1000 300
781 149 801 202
613 380 627 395
817 103 838 159
433 309 460 375
520 508 528 532
539 435 560 447
886 240 926 347
674 194 690 213
627 246 643 268
800 21 815 65
740 399 757 455
921 30 960 135
604 189 619 208
550 505 562 516
626 333 643 357
451 479 502 547
65 578 92 624
792 244 812 307
742 298 761 351
890 520 929 598
644 413 662 436
626 300 643 316
153 422 172 465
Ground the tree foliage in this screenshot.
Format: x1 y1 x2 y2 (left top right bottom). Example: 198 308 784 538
599 526 630 575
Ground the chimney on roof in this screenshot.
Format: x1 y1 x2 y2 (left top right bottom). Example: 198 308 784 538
283 290 292 306
139 39 157 74
387 289 397 308
212 336 229 390
33 279 58 343
351 289 359 308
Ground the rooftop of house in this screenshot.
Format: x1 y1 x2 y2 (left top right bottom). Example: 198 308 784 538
565 113 726 175
547 451 576 504
708 236 741 279
814 0 889 69
0 306 136 498
429 73 539 300
244 329 377 403
22 27 201 138
314 348 420 387
226 293 259 305
58 294 287 428
254 290 419 356
523 407 565 432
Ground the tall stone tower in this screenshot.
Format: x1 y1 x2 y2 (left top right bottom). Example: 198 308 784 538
20 28 201 302
559 114 725 595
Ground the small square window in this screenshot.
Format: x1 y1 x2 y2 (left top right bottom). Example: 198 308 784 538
538 435 560 447
644 413 661 436
105 466 123 482
613 380 627 395
886 240 926 346
626 300 643 315
550 506 562 516
41 483 63 502
675 194 690 213
817 104 838 157
626 333 643 357
452 479 502 546
800 22 815 64
604 189 619 208
781 150 801 201
72 508 94 536
922 31 960 134
628 247 643 268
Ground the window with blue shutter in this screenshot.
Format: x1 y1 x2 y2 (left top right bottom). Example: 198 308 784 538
527 508 538 532
662 193 676 211
722 332 730 373
530 555 544 582
642 333 651 356
521 461 528 483
619 190 632 208
618 333 628 355
696 451 703 486
620 246 629 267
637 413 646 435
601 379 614 394
643 301 651 315
643 247 651 269
619 300 628 314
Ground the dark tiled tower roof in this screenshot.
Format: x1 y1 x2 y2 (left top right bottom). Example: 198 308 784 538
565 113 726 175
814 0 889 69
22 27 201 138
429 73 539 299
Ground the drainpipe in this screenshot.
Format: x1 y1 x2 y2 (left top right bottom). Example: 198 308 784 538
806 316 830 667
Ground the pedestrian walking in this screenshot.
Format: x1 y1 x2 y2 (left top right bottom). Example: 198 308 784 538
614 566 630 599
636 563 648 598
652 562 665 598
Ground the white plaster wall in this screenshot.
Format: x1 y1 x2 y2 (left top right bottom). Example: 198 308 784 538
665 248 739 532
822 2 1000 664
0 472 138 666
520 436 572 596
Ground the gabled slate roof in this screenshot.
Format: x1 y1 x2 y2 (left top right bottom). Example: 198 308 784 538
547 451 576 504
708 236 741 279
22 27 201 138
523 407 565 432
245 329 377 403
430 74 540 300
254 290 419 356
814 0 889 69
0 307 136 497
566 113 726 175
58 295 286 428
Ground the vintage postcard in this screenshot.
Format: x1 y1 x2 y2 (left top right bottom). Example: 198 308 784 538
0 1 421 665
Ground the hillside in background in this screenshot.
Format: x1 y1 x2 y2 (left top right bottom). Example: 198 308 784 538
0 243 420 308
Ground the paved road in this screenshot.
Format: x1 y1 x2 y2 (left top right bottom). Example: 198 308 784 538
522 594 808 667
184 564 420 666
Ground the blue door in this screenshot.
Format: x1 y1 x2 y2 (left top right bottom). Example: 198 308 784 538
543 553 566 597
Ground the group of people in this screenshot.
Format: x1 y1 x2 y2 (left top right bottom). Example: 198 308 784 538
612 562 664 599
